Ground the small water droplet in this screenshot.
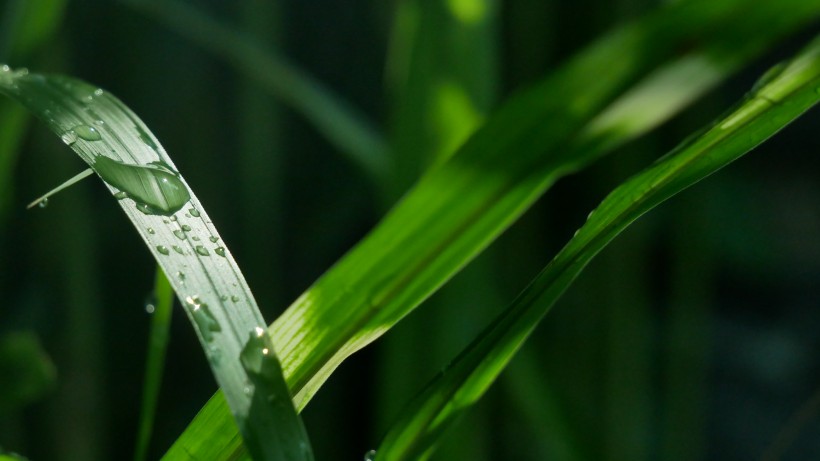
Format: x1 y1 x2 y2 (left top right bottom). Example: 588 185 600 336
181 224 191 232
0 64 9 72
587 210 595 220
38 197 49 208
170 215 177 222
220 294 229 301
215 247 226 257
364 449 377 461
573 228 581 238
192 236 200 241
231 295 240 303
195 245 210 256
176 271 186 282
114 191 127 200
73 124 101 141
61 131 77 145
172 245 184 255
95 119 105 126
173 230 185 240
156 245 170 255
243 385 252 395
207 345 222 364
94 88 104 96
189 208 201 217
209 236 219 243
147 227 155 234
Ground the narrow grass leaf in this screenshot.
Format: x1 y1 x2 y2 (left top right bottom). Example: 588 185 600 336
0 68 313 461
166 0 820 458
123 0 390 184
374 34 820 461
134 268 174 461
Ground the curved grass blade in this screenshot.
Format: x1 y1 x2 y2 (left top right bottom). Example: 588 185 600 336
373 34 820 461
134 268 174 461
122 0 390 184
0 68 314 461
166 0 820 458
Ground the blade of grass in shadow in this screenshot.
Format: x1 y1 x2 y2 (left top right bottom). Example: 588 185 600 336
0 69 314 461
121 0 390 184
373 35 820 461
134 268 174 461
165 0 820 458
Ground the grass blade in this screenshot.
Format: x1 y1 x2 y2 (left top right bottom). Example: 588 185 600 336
373 34 820 461
123 0 390 184
165 0 820 458
0 68 314 460
134 268 174 461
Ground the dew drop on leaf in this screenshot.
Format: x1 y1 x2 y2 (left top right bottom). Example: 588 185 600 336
173 230 185 240
172 245 184 255
156 245 170 255
181 224 191 232
189 207 200 217
364 449 377 461
195 245 210 256
73 124 101 141
92 155 190 216
215 247 226 257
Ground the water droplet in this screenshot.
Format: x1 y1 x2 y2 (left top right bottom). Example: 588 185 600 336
364 449 377 461
37 197 49 208
114 191 127 200
156 245 170 255
186 296 222 342
176 271 186 282
73 124 101 141
587 210 595 220
573 228 580 238
209 236 219 243
173 230 185 240
215 247 226 257
243 385 252 395
95 119 105 126
189 207 201 217
61 131 77 145
181 224 191 232
147 227 155 234
92 156 190 216
0 64 9 72
170 215 178 222
145 304 155 314
240 327 282 382
231 295 240 303
220 294 229 301
94 88 104 97
207 345 222 364
195 245 210 256
192 236 200 241
172 245 184 255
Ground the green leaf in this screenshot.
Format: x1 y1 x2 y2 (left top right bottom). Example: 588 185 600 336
166 0 820 458
373 33 820 461
0 68 313 460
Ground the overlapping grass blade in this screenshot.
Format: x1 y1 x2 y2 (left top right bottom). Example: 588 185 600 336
0 69 313 460
134 268 174 461
373 34 820 461
165 0 820 458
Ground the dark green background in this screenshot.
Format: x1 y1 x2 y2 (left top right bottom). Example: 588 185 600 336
1 1 819 460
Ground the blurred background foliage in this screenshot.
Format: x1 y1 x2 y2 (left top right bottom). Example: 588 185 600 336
1 0 819 460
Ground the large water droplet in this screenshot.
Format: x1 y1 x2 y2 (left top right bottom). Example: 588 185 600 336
92 155 190 216
156 245 170 255
209 236 219 243
186 296 221 342
195 245 210 256
73 124 101 141
181 224 191 232
240 327 282 382
172 245 185 255
215 247 226 257
147 227 155 234
231 295 240 303
173 230 185 240
189 207 201 217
